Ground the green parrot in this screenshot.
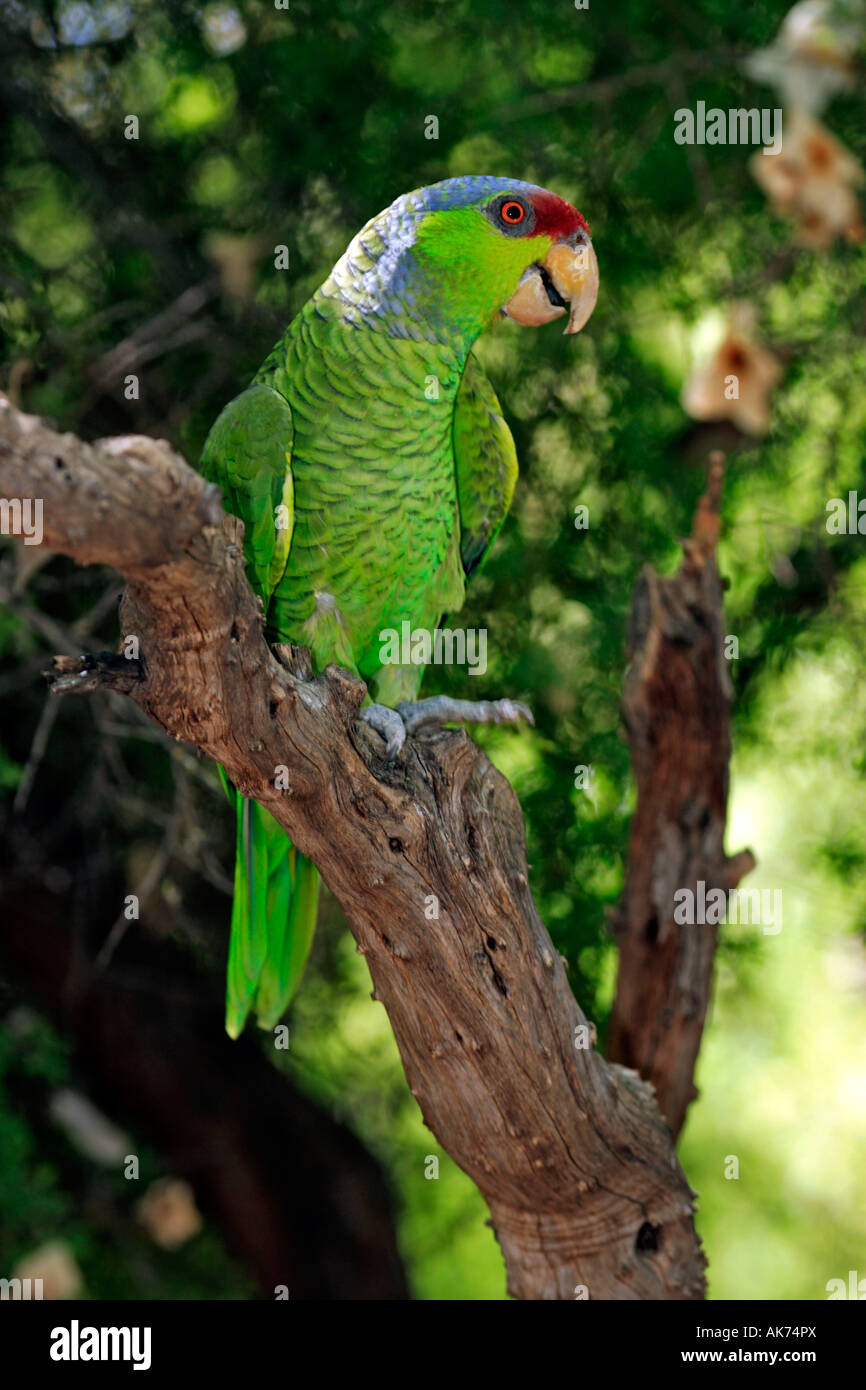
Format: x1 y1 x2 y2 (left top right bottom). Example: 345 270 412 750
200 175 598 1038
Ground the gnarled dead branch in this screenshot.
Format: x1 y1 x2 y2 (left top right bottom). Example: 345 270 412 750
608 453 755 1136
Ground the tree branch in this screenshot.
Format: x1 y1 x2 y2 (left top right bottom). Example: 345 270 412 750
607 453 755 1136
0 394 706 1300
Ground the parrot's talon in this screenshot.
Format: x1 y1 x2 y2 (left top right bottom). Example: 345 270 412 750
358 703 407 758
395 695 534 736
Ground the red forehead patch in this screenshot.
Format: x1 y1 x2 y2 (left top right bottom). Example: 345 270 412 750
528 190 590 241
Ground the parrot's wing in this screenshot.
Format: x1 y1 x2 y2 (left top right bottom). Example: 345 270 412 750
199 382 295 609
200 384 312 1039
452 350 519 579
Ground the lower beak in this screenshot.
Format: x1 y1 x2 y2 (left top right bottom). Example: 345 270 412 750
502 239 599 335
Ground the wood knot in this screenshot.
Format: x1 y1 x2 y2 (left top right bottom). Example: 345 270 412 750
635 1221 662 1254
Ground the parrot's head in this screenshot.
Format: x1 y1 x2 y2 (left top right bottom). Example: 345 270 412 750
328 176 598 348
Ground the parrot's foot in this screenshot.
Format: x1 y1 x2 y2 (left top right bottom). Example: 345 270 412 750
359 697 533 760
396 695 534 736
358 702 407 758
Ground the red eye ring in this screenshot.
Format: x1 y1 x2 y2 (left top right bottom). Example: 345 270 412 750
500 199 526 225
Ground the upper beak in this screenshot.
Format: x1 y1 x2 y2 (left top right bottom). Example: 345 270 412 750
502 238 599 335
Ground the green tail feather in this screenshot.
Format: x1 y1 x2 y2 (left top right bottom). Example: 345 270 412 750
224 785 320 1038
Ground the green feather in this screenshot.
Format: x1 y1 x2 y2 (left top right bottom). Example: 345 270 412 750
200 382 295 610
453 351 519 577
254 846 320 1030
224 794 318 1039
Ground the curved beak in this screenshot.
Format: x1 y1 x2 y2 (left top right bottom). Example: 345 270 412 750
502 237 599 336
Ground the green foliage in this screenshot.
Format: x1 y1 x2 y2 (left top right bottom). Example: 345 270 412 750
2 0 865 1300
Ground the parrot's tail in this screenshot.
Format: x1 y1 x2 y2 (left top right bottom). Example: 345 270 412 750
220 773 320 1039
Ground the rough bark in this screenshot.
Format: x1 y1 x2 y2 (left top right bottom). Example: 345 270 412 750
0 394 707 1300
607 454 755 1136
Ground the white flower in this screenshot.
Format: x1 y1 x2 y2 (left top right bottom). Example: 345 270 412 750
745 0 861 113
751 109 864 247
682 305 782 437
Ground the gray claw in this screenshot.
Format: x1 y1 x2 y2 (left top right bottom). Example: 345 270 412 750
396 695 534 735
360 695 533 759
359 702 406 758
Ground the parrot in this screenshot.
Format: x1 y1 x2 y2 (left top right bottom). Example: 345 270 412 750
200 175 598 1038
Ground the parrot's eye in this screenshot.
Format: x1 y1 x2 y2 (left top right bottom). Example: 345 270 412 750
486 194 535 236
501 200 526 225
